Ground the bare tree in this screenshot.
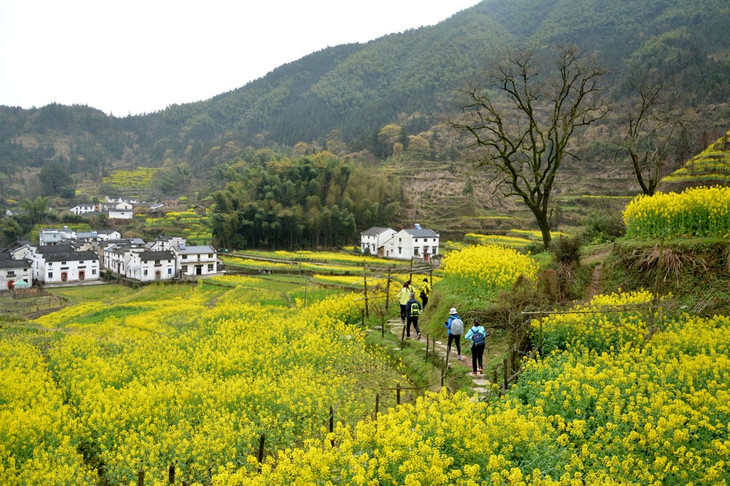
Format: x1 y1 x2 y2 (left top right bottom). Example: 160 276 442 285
453 45 607 249
623 73 693 195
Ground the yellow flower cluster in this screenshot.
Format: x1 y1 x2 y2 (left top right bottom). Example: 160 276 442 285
465 233 532 248
212 296 730 485
101 167 160 190
442 244 538 299
0 339 97 485
532 290 655 353
623 186 730 238
8 285 404 485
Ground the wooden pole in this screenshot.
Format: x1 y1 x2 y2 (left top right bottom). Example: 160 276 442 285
381 315 385 338
257 433 265 465
168 464 175 484
385 266 391 311
400 319 406 348
361 309 366 328
363 262 369 318
442 343 451 387
425 333 429 362
396 383 401 405
409 257 413 282
137 470 144 486
375 394 380 418
329 405 335 447
503 357 509 390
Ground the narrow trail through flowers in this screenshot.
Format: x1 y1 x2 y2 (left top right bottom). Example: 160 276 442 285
384 318 490 397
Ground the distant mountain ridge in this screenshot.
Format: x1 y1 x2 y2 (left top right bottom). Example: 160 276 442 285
1 0 729 200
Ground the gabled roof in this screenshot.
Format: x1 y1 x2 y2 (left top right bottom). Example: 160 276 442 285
403 228 439 238
41 251 99 263
36 245 75 254
361 226 394 237
136 251 174 261
0 259 31 270
173 245 215 255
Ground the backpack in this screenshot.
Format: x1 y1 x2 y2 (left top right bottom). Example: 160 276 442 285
471 327 485 346
449 318 463 336
409 301 421 317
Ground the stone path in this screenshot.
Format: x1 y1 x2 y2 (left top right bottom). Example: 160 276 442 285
383 318 491 398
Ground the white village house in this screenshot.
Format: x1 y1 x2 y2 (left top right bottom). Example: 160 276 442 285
108 201 134 220
0 253 32 291
171 244 218 277
360 224 440 262
360 227 397 257
382 225 440 262
32 246 100 284
126 250 176 282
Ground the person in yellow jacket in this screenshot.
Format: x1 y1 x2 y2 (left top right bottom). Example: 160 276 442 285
397 280 414 324
419 277 432 308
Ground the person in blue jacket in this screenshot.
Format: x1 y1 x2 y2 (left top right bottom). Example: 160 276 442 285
405 293 422 339
444 307 463 360
465 318 486 376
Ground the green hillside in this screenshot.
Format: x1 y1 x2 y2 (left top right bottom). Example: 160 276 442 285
661 129 730 189
1 0 729 242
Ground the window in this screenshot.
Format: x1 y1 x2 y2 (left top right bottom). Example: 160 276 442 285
398 248 402 255
144 269 148 276
414 247 419 255
182 265 188 272
208 254 213 259
182 255 188 260
168 268 172 275
7 271 15 277
48 272 53 279
208 264 214 272
92 269 96 275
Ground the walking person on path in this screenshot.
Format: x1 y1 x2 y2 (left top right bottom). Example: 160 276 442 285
405 293 422 339
419 277 431 309
397 281 413 325
444 307 464 360
465 318 486 376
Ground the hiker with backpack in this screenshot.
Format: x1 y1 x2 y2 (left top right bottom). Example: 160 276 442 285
444 307 463 360
465 318 486 376
397 281 413 325
405 293 422 339
419 277 431 308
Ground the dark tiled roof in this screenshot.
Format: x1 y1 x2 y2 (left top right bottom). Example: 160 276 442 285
137 251 174 261
0 259 31 269
37 245 75 254
404 228 439 238
42 251 99 263
361 226 393 237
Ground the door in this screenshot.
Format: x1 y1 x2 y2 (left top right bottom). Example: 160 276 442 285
61 272 68 282
79 271 85 281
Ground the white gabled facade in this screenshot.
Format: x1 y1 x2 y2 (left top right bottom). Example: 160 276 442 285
33 249 100 284
382 225 440 262
0 257 32 291
127 250 176 282
172 245 218 277
360 227 396 257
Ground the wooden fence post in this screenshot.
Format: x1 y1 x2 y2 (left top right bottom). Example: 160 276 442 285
385 266 391 311
137 469 144 486
375 394 380 418
503 357 509 390
396 383 401 405
257 433 265 465
168 464 175 484
329 406 335 447
425 334 429 362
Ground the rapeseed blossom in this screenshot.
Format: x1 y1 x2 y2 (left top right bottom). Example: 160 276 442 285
623 186 730 238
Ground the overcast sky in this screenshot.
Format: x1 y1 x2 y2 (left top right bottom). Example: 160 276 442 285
0 1 481 116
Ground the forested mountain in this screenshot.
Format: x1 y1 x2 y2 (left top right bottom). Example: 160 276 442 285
1 0 728 206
